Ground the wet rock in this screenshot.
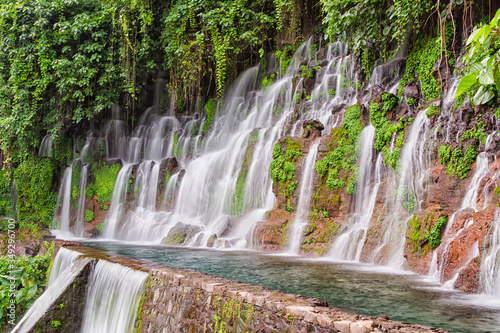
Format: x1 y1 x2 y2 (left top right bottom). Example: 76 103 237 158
302 120 324 140
162 222 202 246
404 85 419 99
331 103 347 115
207 234 217 247
454 259 480 293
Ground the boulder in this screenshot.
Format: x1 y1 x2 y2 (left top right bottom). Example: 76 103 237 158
162 222 202 245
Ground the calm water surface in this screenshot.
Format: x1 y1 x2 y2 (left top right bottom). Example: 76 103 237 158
83 242 500 333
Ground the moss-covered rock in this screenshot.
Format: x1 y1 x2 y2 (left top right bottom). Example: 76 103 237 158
162 222 202 246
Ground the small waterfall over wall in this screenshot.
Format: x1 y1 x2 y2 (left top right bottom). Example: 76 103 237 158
11 256 91 333
81 260 148 333
47 248 82 286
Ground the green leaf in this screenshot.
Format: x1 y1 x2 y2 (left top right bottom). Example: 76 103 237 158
478 67 495 85
473 86 495 105
466 26 483 45
455 73 477 98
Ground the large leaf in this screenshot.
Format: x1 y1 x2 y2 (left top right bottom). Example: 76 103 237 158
473 86 495 105
455 73 477 98
478 66 495 85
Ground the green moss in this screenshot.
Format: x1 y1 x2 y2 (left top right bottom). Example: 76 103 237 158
86 162 121 202
70 163 81 201
53 134 73 166
270 138 302 210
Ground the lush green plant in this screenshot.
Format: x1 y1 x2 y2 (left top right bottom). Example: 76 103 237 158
0 242 54 328
202 99 217 135
86 162 121 202
315 104 362 194
446 146 479 179
461 122 487 145
426 216 448 249
13 158 57 226
320 0 434 55
0 169 14 219
95 222 105 232
398 37 441 101
425 105 440 118
85 209 94 222
455 9 500 107
438 145 451 165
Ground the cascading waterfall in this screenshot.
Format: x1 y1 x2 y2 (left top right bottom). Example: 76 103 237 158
95 40 314 247
103 164 134 239
53 166 73 231
47 248 82 286
481 208 500 296
375 110 430 267
38 134 54 157
81 260 148 333
75 164 88 237
330 126 383 261
462 131 496 210
286 141 320 254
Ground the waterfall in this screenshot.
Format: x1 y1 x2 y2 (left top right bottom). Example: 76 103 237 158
481 209 500 296
375 110 430 267
47 248 82 286
11 257 92 333
461 131 496 210
81 260 148 333
103 164 133 239
286 141 320 254
330 126 383 261
75 164 88 237
53 166 73 231
38 134 54 157
461 152 490 210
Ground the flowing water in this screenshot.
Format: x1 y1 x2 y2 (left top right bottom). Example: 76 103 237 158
286 141 320 254
85 242 500 333
330 126 382 261
81 260 148 333
481 209 500 296
47 248 82 286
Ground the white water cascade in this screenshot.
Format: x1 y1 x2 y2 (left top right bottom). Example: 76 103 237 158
330 126 383 261
47 248 82 286
81 260 148 333
53 166 73 231
286 141 320 254
481 209 500 296
94 40 317 246
377 110 430 267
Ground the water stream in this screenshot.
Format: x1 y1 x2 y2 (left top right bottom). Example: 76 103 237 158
286 141 320 254
85 242 500 333
81 260 148 333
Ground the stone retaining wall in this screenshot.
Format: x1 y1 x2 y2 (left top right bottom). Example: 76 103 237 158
26 246 448 333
